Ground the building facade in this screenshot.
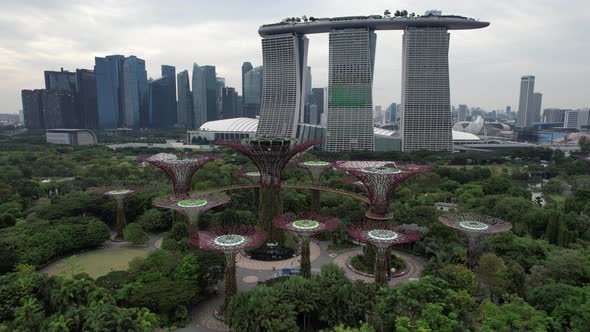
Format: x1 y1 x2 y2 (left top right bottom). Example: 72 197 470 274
160 65 177 127
176 70 192 128
516 75 536 128
42 89 77 129
44 69 76 91
458 104 468 122
122 56 148 128
95 55 125 129
325 29 376 151
221 87 239 119
241 62 253 105
243 66 262 118
21 89 45 130
256 33 309 137
75 69 98 129
564 109 590 130
401 28 452 152
543 108 568 125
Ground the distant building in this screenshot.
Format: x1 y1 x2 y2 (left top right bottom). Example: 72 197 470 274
176 70 193 128
309 88 325 125
42 89 77 129
192 64 218 127
401 28 452 152
122 56 148 128
543 108 568 125
149 77 174 128
46 129 97 146
75 69 98 129
516 76 541 128
44 68 76 91
95 55 125 129
565 109 590 131
216 77 225 121
458 104 468 122
241 62 253 105
243 66 262 118
21 89 45 130
386 102 397 122
221 87 239 119
160 65 177 127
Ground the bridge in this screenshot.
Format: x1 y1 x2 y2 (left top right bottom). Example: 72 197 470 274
195 184 370 203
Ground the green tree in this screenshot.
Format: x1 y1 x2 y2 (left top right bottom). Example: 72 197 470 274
123 223 148 246
481 296 555 332
578 136 590 154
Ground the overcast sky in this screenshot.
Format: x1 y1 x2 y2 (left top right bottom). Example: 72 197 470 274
1 0 589 114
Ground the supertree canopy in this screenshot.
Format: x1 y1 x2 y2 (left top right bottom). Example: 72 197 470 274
347 221 425 284
335 161 432 221
294 160 334 211
439 213 512 268
95 185 142 240
273 213 339 278
137 153 219 195
218 137 319 241
192 225 267 314
153 193 230 240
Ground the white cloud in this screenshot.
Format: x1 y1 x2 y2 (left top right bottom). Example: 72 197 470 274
1 0 589 113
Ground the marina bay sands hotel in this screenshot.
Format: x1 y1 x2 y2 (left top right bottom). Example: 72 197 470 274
255 11 489 152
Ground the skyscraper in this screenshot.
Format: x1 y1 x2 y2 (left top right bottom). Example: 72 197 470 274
531 92 542 124
44 69 76 91
243 66 262 118
256 33 309 137
241 62 253 104
122 56 148 128
543 108 568 124
42 89 77 129
309 88 325 125
564 109 590 130
192 64 217 127
221 87 238 119
401 28 452 152
75 69 98 129
160 65 177 127
21 89 45 130
95 55 125 129
176 70 193 128
516 75 536 128
216 77 225 121
458 104 468 122
149 77 173 128
325 29 376 152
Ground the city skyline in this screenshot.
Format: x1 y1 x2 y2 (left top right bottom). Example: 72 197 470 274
1 0 589 114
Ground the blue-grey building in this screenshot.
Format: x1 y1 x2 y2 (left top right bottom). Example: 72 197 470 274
44 68 76 91
21 89 45 131
161 65 177 127
192 64 218 127
243 66 262 118
75 69 98 129
176 70 192 128
95 55 125 129
42 89 77 129
122 56 148 128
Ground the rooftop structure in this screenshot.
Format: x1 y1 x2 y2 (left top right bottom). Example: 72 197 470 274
46 129 97 146
347 221 425 284
439 213 512 268
95 185 142 240
153 193 230 240
273 213 339 278
259 14 489 36
335 161 432 220
193 225 267 313
138 153 219 195
218 138 318 241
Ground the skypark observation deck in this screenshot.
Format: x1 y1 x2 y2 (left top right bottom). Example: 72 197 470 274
258 15 489 36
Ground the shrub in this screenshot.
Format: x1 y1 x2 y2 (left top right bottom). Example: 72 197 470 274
124 223 148 246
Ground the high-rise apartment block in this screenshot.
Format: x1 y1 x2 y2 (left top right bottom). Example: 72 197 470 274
401 28 452 152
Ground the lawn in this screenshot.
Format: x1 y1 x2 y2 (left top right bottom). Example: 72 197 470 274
40 247 148 278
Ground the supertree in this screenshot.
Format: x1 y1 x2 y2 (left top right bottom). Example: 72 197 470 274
294 160 334 211
273 213 339 278
192 225 267 314
347 221 425 284
95 186 142 240
335 161 432 221
234 169 261 207
439 213 512 269
217 137 319 241
137 153 219 195
153 193 230 241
